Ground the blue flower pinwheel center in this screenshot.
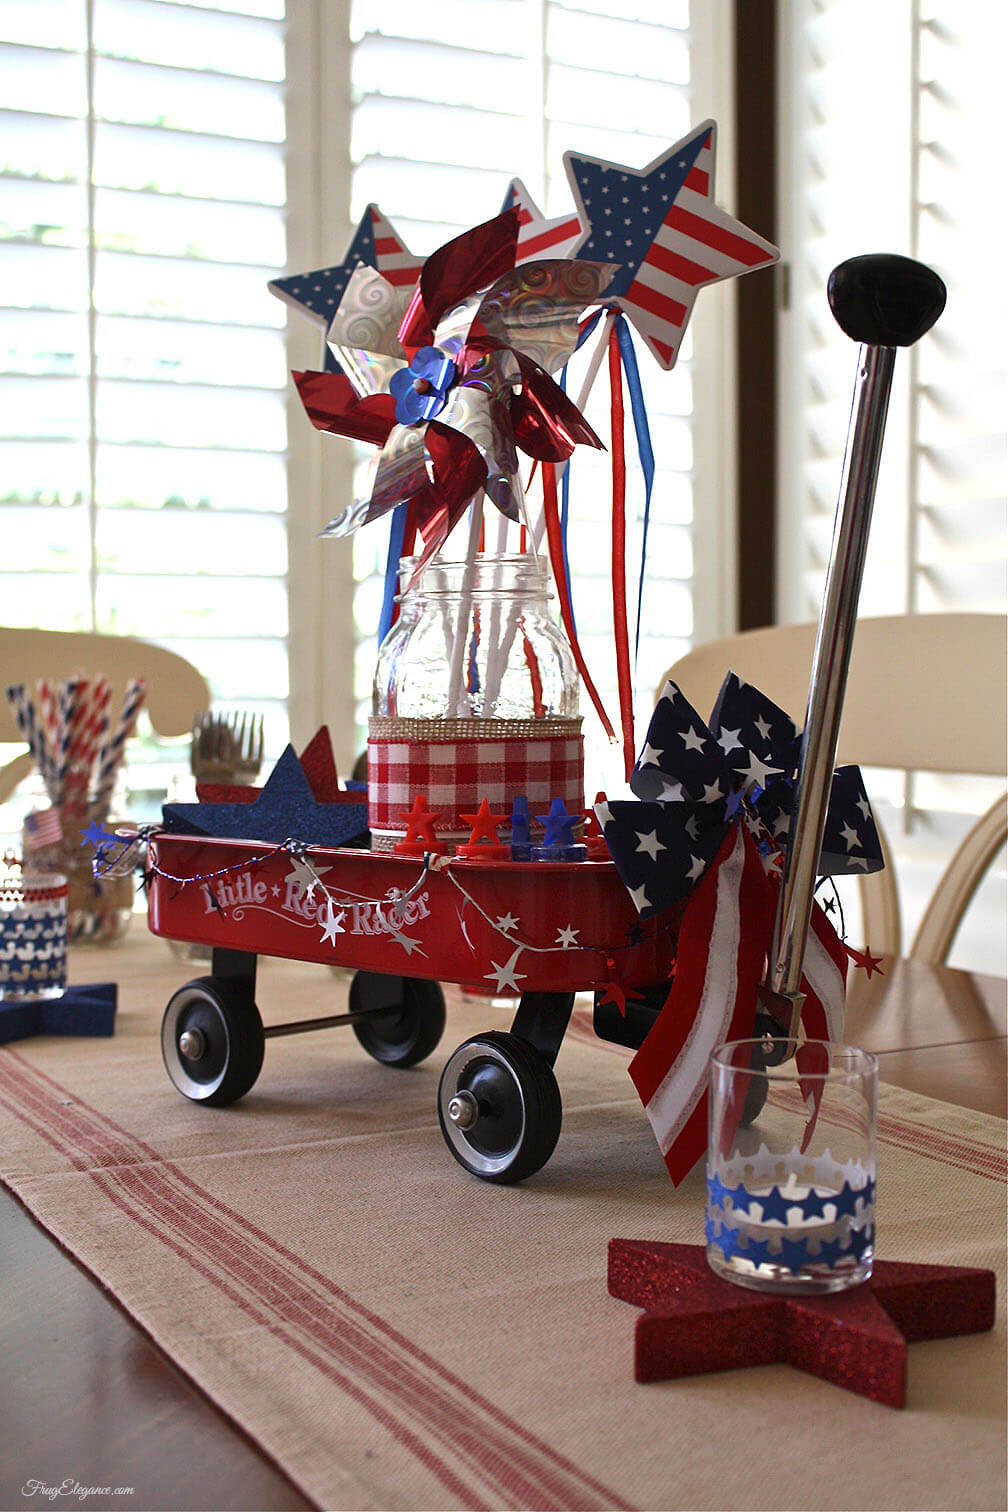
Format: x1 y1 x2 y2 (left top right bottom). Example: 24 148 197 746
389 346 457 426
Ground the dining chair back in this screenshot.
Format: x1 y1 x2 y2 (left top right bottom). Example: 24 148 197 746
662 613 1007 963
0 627 211 804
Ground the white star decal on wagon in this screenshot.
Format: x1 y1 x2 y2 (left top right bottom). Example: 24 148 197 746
495 912 520 933
635 829 665 861
840 821 861 852
717 726 743 755
681 726 706 753
287 855 331 902
319 899 345 946
555 925 579 948
485 947 527 994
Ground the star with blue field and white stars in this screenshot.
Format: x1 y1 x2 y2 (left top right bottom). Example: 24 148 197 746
269 205 422 374
563 121 779 369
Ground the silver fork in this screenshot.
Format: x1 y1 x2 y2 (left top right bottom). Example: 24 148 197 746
191 710 265 783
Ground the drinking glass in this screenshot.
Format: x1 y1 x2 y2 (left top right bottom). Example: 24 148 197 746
707 1038 877 1294
0 856 68 1001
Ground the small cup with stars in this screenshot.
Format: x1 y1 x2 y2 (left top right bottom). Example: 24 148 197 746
706 1038 877 1294
0 852 69 1002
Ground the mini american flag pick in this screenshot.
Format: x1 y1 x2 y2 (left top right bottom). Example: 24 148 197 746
501 178 583 262
23 806 62 851
564 121 779 369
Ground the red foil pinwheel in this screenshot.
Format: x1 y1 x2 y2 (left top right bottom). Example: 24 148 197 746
293 209 617 577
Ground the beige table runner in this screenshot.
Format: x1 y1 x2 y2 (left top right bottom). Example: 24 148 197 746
1 933 1005 1511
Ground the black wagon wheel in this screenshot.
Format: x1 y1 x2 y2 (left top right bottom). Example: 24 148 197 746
348 972 446 1067
161 975 265 1106
437 1030 562 1184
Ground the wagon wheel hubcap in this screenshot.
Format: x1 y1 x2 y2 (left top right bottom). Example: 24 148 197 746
456 1059 524 1158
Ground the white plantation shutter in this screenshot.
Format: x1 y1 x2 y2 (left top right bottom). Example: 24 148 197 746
778 0 1007 970
345 0 735 793
0 0 290 822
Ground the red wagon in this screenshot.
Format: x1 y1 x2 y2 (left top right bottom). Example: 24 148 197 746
147 833 680 1182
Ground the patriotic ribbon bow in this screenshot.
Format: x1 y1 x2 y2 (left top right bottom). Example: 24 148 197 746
291 208 618 586
597 673 883 1184
598 673 884 922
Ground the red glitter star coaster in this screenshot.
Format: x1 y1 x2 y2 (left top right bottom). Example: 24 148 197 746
608 1239 996 1407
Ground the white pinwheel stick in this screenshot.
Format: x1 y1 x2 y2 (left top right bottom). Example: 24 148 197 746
764 254 947 1051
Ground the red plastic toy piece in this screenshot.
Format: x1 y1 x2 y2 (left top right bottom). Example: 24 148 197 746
394 795 447 857
457 799 510 860
583 791 611 859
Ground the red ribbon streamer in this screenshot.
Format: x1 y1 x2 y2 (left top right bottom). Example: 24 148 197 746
541 462 616 742
608 321 635 781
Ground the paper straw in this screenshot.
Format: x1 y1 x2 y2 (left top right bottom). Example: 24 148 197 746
35 678 61 801
62 677 103 822
54 677 84 812
5 684 49 793
90 676 146 824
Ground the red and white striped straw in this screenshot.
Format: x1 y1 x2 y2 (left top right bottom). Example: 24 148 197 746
5 684 48 790
62 677 106 824
35 678 62 803
90 676 145 825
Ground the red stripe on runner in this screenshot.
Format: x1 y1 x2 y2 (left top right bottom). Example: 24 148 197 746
0 1050 634 1512
663 203 772 266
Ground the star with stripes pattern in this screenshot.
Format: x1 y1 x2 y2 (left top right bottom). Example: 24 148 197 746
500 178 583 262
564 121 779 369
268 204 422 374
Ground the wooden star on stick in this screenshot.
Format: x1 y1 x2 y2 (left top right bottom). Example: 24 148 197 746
608 1239 995 1407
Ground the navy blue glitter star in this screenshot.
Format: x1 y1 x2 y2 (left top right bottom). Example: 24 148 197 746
162 746 368 848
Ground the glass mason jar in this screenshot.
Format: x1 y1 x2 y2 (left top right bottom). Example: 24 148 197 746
373 553 579 720
368 553 585 849
25 820 134 947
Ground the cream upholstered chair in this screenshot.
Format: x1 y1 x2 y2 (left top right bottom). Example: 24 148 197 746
663 613 1007 964
0 628 211 803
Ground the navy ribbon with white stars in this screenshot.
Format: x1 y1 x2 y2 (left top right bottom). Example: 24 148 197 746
598 673 884 921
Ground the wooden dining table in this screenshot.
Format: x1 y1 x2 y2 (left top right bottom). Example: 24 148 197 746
1 942 1004 1511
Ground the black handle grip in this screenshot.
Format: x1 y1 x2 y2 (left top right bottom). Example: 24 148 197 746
827 253 946 347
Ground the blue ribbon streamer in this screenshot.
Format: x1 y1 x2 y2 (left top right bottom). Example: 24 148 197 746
614 315 655 657
378 503 408 644
555 310 604 639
